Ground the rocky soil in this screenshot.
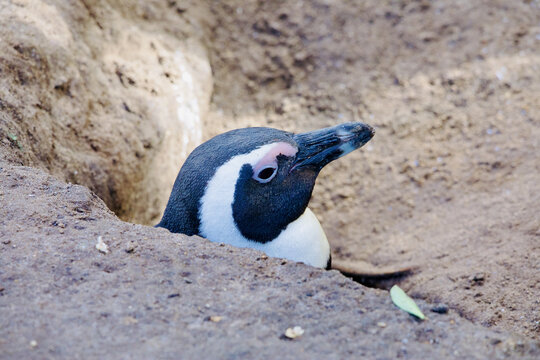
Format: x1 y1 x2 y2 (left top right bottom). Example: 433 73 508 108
1 0 539 358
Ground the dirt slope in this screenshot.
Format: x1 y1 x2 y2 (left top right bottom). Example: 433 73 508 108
0 0 212 224
1 162 538 359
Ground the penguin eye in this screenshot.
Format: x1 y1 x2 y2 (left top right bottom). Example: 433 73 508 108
253 165 278 183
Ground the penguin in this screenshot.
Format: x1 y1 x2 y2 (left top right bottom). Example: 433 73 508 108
157 122 375 269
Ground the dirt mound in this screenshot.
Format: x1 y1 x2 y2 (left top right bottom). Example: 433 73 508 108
1 162 538 359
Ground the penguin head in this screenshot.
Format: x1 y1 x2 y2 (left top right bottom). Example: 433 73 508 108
158 122 374 259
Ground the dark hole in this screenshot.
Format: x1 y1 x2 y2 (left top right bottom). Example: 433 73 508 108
338 269 413 290
258 167 275 180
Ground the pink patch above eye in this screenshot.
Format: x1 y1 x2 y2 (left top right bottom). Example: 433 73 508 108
253 142 298 174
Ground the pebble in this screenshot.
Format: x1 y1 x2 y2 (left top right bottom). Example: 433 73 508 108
284 326 304 339
431 304 449 314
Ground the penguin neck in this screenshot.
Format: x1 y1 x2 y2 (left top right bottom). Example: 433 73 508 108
198 144 276 246
206 204 329 268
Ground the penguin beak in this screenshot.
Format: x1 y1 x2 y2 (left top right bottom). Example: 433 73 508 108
291 122 375 171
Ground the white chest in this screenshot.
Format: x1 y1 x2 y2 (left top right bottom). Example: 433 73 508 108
259 207 330 268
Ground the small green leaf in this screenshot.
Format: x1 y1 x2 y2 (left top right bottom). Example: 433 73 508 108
390 285 425 320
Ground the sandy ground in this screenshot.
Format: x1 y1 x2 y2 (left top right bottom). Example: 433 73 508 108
1 0 539 357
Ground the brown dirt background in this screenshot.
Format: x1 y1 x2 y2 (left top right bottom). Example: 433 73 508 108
1 0 539 357
206 0 540 339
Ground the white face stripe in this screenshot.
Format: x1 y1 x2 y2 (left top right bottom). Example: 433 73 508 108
199 143 282 250
198 142 330 268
